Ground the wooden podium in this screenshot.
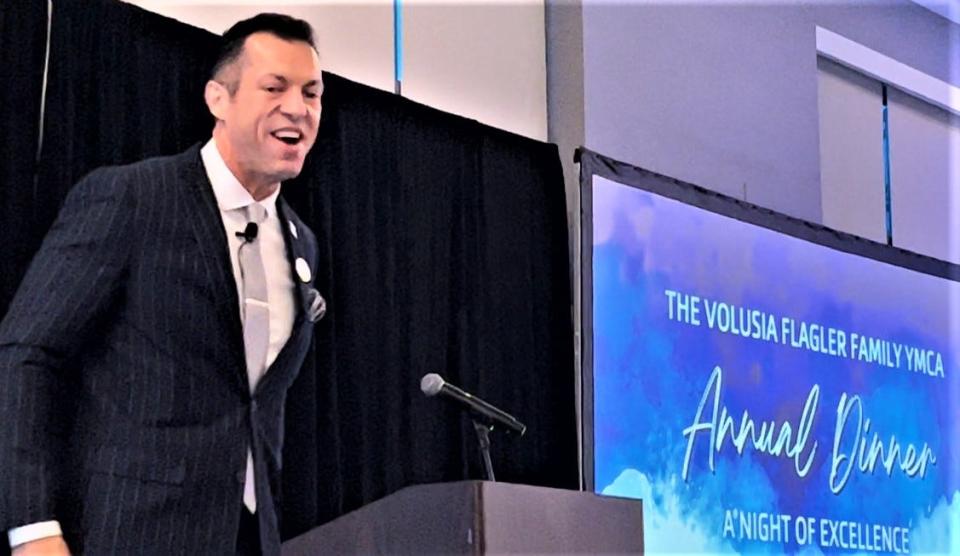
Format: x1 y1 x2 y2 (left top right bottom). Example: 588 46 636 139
281 481 644 555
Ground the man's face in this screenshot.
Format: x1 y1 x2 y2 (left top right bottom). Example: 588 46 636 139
212 32 323 187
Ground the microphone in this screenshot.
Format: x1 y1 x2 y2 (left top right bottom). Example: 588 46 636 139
420 373 526 435
236 222 259 243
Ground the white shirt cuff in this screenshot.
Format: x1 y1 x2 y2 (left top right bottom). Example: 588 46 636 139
8 521 63 548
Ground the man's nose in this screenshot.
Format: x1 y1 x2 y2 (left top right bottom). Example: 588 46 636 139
279 90 308 119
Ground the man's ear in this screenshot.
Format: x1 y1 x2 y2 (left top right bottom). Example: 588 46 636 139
205 80 228 121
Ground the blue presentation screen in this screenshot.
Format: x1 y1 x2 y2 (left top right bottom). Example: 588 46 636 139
589 174 959 554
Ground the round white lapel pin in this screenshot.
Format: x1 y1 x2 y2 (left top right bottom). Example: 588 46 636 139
295 258 312 283
288 221 298 239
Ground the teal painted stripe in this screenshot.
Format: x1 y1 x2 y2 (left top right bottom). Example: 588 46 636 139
881 85 893 245
394 0 403 94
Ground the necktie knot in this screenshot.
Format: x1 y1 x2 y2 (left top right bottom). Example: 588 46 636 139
246 202 268 225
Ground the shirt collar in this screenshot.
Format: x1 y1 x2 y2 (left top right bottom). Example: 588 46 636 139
201 138 280 217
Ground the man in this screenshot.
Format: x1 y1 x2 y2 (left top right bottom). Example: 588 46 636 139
0 13 325 555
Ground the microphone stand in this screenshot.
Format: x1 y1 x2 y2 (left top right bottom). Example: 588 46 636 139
472 419 496 482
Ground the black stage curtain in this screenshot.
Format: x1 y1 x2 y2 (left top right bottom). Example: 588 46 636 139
5 0 578 541
281 75 577 535
0 0 48 316
35 0 219 236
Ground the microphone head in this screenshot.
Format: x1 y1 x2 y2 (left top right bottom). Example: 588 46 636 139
236 222 259 242
420 373 445 397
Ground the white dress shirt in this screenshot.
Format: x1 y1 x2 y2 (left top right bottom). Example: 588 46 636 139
202 138 297 372
8 139 296 547
203 138 297 515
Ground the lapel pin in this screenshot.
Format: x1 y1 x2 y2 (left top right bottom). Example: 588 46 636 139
295 257 312 283
288 221 298 239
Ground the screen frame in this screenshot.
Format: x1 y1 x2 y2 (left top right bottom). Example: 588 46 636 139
577 146 960 492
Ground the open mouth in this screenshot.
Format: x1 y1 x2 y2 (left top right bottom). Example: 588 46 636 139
270 129 303 146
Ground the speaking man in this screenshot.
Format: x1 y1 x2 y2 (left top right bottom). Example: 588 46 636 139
0 13 325 555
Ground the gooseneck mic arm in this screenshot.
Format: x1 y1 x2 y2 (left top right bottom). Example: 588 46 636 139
421 373 526 482
420 373 526 435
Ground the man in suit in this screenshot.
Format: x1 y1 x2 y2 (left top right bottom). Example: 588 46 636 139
0 13 325 555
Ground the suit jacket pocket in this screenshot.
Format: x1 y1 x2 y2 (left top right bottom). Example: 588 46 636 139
83 445 186 486
79 459 186 552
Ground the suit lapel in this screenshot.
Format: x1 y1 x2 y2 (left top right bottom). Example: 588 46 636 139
176 149 314 394
177 145 248 391
251 197 313 393
277 197 312 327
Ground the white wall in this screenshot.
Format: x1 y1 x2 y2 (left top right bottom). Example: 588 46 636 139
124 1 395 92
888 88 960 264
816 26 960 263
122 0 547 140
817 57 886 244
403 1 546 141
578 1 960 225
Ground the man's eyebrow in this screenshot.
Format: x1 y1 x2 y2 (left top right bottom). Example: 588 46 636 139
264 75 320 88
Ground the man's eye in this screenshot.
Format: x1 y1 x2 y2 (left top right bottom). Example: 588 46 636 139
304 91 319 99
265 86 281 93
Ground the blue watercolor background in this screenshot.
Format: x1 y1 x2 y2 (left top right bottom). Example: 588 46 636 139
591 176 960 554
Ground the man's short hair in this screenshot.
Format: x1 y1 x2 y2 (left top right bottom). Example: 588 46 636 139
210 13 317 89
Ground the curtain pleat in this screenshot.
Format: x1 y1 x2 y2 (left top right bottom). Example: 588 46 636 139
36 0 218 236
0 0 48 317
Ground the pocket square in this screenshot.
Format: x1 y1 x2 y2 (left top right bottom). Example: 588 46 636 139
305 287 327 322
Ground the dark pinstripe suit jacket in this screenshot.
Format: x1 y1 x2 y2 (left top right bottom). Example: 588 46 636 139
0 144 319 554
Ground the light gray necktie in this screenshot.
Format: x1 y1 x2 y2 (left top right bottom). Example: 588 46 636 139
239 202 269 512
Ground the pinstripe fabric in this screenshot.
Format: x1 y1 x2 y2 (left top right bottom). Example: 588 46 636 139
0 144 319 555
